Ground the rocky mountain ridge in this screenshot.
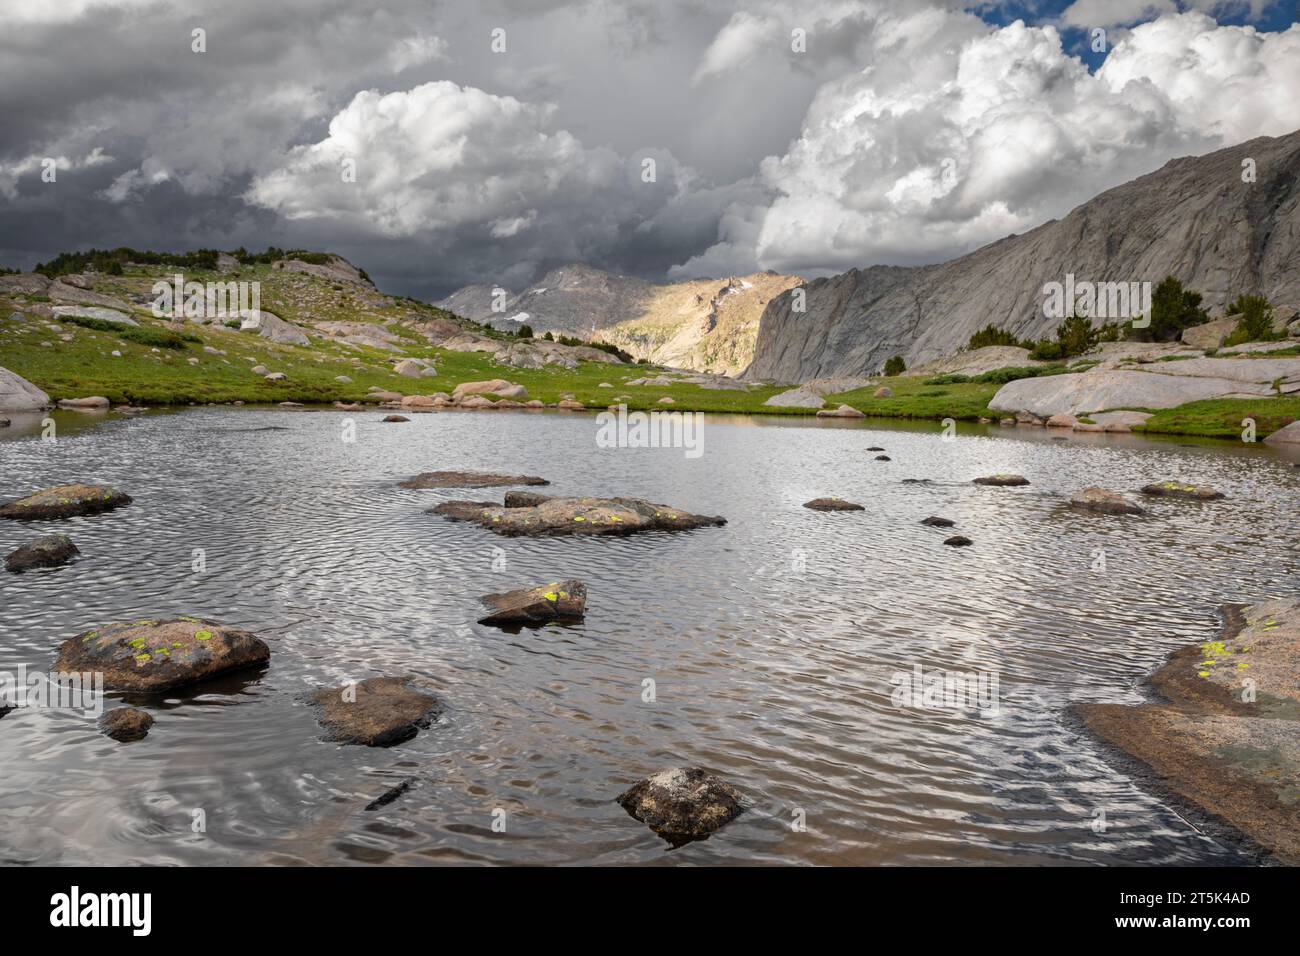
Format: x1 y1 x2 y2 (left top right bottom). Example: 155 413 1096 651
742 129 1300 383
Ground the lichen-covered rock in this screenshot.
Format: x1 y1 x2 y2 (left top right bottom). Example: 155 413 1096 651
399 470 549 490
616 767 744 846
1070 486 1145 515
55 618 270 692
1139 481 1225 500
308 676 442 747
100 707 153 742
803 497 864 512
431 494 725 537
478 580 587 627
973 474 1029 487
5 534 79 572
0 484 132 520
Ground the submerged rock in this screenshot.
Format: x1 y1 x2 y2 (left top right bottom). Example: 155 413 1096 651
1139 481 1225 500
920 516 954 527
55 618 270 692
616 767 744 846
478 580 587 627
5 534 79 572
0 484 132 520
308 676 442 747
1070 487 1145 515
944 535 973 546
399 470 549 490
973 474 1029 487
432 494 725 537
365 777 418 811
381 414 410 423
803 497 864 512
100 707 153 742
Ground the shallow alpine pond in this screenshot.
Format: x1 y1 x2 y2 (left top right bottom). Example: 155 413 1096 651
0 406 1297 865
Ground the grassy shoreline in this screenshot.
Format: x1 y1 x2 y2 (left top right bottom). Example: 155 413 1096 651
3 263 1298 441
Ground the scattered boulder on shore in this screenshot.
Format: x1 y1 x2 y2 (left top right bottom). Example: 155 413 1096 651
453 379 524 401
57 396 111 410
55 618 270 692
100 707 154 742
399 470 549 490
803 497 864 512
308 676 442 747
0 484 132 520
478 580 587 627
1262 421 1300 446
763 386 824 409
973 474 1029 487
431 493 726 537
0 367 50 411
1045 412 1078 429
816 404 865 419
1070 487 1145 515
5 534 79 572
921 516 954 527
943 535 973 546
615 767 744 846
1139 481 1225 501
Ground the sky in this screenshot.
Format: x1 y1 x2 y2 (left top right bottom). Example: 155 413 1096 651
0 0 1298 299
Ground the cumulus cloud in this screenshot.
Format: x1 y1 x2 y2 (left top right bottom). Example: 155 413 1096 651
686 8 1300 276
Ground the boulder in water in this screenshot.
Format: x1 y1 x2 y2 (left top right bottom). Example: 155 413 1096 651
0 484 132 520
973 474 1029 487
431 494 725 537
478 580 587 627
5 534 78 572
803 497 864 512
1070 487 1145 515
308 676 442 747
616 767 744 846
399 470 549 490
100 707 154 742
1139 481 1225 500
55 618 270 692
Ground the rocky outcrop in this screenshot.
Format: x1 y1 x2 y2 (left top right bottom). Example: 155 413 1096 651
744 130 1300 382
615 767 744 846
51 305 138 326
908 346 1042 378
272 254 375 289
55 618 270 692
431 493 726 537
989 367 1280 418
1077 601 1300 865
0 367 50 411
399 470 548 489
0 484 132 520
100 707 154 742
308 676 442 747
5 534 79 572
478 580 587 627
237 309 310 346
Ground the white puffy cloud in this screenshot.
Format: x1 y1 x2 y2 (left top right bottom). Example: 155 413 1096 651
0 147 112 199
686 8 1300 276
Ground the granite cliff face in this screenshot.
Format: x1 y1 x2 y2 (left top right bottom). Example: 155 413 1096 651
743 130 1300 383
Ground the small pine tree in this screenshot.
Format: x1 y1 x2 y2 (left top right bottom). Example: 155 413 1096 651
883 355 906 376
1223 294 1277 345
517 324 534 339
